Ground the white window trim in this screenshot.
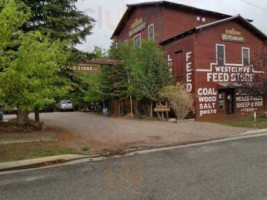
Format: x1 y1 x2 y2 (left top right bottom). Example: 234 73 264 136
242 47 250 66
148 24 155 41
133 33 142 47
216 44 226 66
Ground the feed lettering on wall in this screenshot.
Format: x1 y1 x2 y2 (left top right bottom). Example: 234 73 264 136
186 52 193 92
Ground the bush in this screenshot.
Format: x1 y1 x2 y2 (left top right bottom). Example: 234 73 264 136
160 85 193 120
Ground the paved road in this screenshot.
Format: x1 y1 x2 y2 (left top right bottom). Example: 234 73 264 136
1 135 267 200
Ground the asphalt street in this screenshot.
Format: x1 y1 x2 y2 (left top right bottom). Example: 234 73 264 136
0 135 267 200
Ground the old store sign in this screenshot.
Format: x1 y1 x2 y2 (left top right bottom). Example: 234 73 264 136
73 64 100 72
221 28 245 43
129 18 146 37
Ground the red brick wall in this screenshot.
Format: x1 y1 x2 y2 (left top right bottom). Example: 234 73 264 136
163 7 221 40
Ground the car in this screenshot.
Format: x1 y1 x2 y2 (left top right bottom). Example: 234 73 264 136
41 104 55 113
59 100 73 112
0 111 3 121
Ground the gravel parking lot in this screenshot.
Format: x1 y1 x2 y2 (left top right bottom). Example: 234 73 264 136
27 112 250 152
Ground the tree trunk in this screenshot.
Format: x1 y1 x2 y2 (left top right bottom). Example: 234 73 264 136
129 94 134 118
150 101 153 118
34 106 40 123
17 109 30 126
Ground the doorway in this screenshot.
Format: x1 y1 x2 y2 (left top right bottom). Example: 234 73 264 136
218 89 235 115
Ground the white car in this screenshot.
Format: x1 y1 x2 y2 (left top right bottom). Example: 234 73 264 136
59 100 73 111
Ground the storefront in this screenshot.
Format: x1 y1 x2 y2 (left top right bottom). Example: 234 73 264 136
112 1 267 120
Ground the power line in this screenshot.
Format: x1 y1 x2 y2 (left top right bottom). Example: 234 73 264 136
241 0 267 11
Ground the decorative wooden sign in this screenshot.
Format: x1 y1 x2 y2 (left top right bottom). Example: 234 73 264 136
221 28 245 43
154 102 170 120
154 105 171 112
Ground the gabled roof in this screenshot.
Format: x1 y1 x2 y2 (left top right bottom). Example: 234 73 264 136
160 15 267 46
111 0 249 39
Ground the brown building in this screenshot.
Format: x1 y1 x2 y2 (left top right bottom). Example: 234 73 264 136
112 1 267 120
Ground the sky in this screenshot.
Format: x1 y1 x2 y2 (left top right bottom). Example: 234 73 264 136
75 0 267 52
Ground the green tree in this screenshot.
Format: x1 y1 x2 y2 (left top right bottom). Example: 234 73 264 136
134 41 173 116
0 0 29 47
21 0 95 44
0 31 70 125
108 41 173 117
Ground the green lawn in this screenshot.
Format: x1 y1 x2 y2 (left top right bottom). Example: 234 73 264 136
0 142 76 163
224 115 267 129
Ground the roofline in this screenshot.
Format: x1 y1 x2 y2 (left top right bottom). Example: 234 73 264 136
160 15 267 46
111 1 252 39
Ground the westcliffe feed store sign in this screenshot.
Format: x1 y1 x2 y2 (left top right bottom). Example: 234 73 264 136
112 1 267 120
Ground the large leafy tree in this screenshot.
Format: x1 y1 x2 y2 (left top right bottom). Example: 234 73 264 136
0 0 70 125
0 0 29 47
0 32 70 125
21 0 95 44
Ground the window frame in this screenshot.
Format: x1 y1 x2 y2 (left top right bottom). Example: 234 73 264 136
148 24 155 41
133 33 142 47
242 47 250 66
216 44 226 66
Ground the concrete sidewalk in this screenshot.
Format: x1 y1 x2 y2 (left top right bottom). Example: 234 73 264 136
0 155 88 172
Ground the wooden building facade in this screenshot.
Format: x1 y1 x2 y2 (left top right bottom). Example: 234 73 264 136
112 1 267 120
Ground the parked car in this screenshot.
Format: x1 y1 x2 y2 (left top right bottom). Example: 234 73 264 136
41 104 55 113
0 111 3 121
2 107 18 115
59 100 73 112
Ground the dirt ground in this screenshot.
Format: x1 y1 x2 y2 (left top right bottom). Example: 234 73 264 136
3 112 249 154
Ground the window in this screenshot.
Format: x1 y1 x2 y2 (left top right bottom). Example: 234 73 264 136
218 91 225 109
148 24 154 41
242 48 250 66
114 41 118 49
217 44 225 66
133 34 141 47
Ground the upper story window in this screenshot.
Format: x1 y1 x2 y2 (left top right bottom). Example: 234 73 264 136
242 48 250 66
133 34 141 47
216 44 225 66
148 24 154 41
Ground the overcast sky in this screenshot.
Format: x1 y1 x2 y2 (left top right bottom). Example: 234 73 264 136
76 0 267 51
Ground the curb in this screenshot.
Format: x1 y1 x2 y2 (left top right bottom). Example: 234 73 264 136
240 129 267 136
0 154 89 172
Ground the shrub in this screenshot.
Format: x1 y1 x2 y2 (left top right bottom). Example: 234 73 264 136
160 85 193 120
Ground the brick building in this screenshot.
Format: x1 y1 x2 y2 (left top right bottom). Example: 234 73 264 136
112 1 267 120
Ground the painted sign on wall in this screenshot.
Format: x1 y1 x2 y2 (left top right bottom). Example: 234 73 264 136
207 65 254 83
235 89 264 113
129 18 146 37
197 88 217 117
221 28 245 43
186 52 193 92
